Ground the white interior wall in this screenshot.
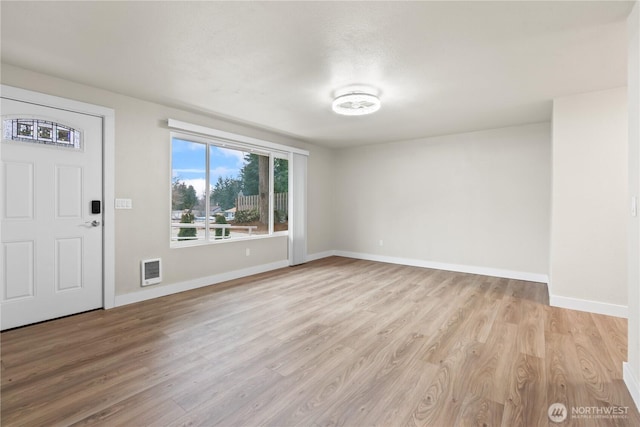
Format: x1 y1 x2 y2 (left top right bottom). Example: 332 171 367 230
550 88 628 314
626 0 640 409
306 146 335 258
332 123 552 278
0 63 335 299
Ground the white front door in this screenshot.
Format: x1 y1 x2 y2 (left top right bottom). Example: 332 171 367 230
1 98 103 330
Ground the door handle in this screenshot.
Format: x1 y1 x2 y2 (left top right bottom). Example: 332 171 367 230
85 220 100 227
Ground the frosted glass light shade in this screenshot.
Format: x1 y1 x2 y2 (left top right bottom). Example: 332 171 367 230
332 93 381 116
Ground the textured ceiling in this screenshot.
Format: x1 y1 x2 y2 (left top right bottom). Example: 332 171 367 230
0 1 634 147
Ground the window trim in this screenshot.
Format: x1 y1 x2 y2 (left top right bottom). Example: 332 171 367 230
169 128 294 248
168 119 309 156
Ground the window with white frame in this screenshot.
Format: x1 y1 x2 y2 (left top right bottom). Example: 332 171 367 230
171 132 289 245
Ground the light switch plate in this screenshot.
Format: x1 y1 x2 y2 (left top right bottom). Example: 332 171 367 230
115 198 132 209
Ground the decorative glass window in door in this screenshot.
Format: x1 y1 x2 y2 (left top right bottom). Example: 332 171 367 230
2 118 81 149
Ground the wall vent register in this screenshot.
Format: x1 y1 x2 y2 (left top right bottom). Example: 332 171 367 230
141 258 162 286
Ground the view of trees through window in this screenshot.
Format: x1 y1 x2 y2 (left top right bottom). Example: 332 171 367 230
171 136 288 243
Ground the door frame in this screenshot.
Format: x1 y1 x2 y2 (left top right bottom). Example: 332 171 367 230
0 85 116 309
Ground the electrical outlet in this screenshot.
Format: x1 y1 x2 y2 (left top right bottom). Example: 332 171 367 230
379 240 384 247
246 248 251 256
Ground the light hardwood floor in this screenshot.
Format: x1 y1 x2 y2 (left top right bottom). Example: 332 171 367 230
1 256 639 426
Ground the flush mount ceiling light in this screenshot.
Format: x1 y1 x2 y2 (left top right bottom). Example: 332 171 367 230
332 93 381 116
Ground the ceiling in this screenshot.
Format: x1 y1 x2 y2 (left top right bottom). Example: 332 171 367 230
0 1 634 148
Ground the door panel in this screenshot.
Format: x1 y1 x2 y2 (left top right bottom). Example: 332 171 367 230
55 237 83 291
1 98 103 329
55 165 83 219
3 161 34 219
3 240 35 300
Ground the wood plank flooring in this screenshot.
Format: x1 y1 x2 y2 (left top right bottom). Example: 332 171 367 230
1 256 639 426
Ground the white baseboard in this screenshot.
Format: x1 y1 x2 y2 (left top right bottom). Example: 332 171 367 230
550 294 628 318
336 251 629 319
115 250 629 322
624 362 640 411
114 260 290 307
306 250 336 262
333 250 549 283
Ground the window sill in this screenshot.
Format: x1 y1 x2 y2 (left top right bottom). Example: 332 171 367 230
170 231 288 249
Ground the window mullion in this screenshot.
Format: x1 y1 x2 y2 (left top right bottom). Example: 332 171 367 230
269 153 274 235
205 143 210 241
